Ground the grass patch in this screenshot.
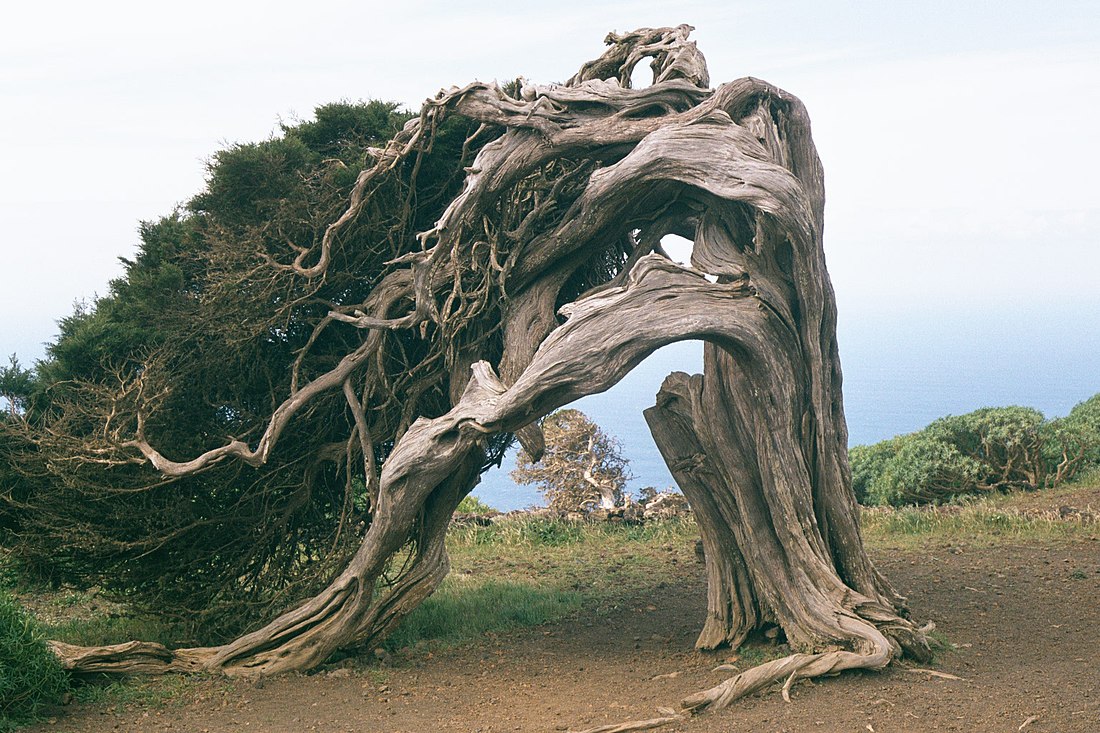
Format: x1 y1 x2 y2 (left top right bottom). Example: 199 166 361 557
449 516 697 548
44 613 179 648
384 579 581 651
0 560 184 650
67 673 233 710
732 642 790 668
862 502 1096 550
861 469 1099 549
447 517 699 602
378 518 700 651
1069 464 1100 488
917 628 957 663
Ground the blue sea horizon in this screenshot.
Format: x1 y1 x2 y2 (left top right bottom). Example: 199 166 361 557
472 302 1100 511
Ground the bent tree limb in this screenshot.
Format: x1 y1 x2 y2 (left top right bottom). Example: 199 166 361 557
51 22 929 723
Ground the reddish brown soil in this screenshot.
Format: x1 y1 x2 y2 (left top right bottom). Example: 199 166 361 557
30 494 1100 733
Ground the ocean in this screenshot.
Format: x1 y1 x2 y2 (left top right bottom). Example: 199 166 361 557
471 302 1100 511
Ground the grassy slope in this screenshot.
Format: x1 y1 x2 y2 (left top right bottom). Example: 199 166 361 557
11 477 1098 652
3 472 1096 723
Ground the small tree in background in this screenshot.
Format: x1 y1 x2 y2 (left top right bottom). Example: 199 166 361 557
637 485 691 518
512 409 630 512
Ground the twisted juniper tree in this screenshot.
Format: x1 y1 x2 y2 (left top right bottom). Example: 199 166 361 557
41 25 929 717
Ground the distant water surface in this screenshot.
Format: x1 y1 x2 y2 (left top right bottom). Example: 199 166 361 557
472 303 1100 511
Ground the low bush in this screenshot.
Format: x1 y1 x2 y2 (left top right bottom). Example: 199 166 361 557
849 437 905 504
864 432 985 506
851 394 1100 506
0 590 69 727
1044 394 1100 482
454 494 496 516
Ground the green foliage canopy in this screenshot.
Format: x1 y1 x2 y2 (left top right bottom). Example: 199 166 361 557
0 99 517 639
0 356 33 418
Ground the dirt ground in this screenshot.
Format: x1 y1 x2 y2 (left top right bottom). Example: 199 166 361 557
30 490 1100 733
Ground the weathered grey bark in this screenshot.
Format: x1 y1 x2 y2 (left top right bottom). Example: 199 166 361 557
52 24 929 719
645 376 762 650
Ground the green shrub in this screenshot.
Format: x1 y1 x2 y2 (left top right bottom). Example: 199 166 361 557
1072 393 1100 440
924 407 1047 491
849 437 904 503
851 394 1100 506
1043 394 1100 484
0 590 69 727
866 432 985 506
455 495 496 515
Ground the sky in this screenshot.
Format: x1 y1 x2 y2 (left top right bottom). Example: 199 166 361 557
2 0 1098 369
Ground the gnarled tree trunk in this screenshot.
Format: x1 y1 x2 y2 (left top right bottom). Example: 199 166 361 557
51 23 929 720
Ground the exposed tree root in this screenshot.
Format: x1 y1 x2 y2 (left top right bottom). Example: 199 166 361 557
906 668 965 681
682 616 894 712
571 711 685 733
571 616 902 732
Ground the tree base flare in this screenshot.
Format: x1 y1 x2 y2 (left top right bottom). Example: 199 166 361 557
572 614 918 732
682 616 895 712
